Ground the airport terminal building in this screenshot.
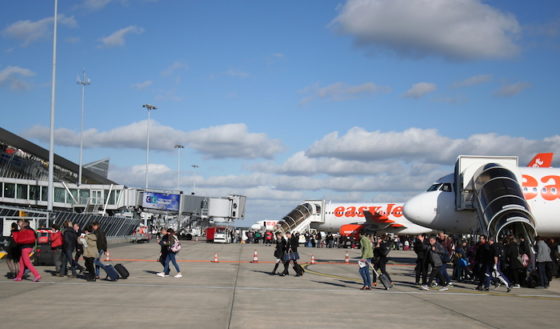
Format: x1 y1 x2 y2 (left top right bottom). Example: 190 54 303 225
0 127 246 236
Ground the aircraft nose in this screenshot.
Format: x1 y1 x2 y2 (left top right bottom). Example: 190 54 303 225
403 192 438 227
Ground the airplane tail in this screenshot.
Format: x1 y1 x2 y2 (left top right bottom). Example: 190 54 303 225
527 153 553 168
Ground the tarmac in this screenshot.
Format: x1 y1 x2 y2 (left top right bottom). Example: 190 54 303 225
1 241 559 329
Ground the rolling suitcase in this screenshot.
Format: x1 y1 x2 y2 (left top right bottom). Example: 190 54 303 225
293 263 305 276
104 264 120 281
370 264 391 290
114 263 129 279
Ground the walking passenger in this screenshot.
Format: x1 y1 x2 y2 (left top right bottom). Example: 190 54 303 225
504 236 523 288
92 221 107 279
271 232 285 275
50 224 63 274
157 228 169 276
5 222 20 279
413 234 429 286
73 223 85 273
82 225 98 282
372 235 392 287
488 237 511 292
475 235 493 291
535 236 552 288
421 236 448 291
59 221 78 278
160 229 182 278
359 234 373 290
281 232 302 276
13 219 41 282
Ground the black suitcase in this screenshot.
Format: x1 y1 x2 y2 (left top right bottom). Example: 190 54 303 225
114 263 129 279
293 263 305 276
103 264 120 281
371 264 391 290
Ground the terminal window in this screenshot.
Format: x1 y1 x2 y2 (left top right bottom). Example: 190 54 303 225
4 183 15 198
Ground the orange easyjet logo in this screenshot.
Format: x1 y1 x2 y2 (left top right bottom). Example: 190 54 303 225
522 174 560 201
333 204 403 218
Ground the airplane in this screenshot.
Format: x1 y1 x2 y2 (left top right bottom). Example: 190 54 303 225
403 153 558 242
277 201 433 236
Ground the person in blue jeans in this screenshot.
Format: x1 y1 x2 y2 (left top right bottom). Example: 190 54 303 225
158 229 182 278
359 234 373 290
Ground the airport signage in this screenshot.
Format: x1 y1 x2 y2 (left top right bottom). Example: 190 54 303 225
143 192 180 211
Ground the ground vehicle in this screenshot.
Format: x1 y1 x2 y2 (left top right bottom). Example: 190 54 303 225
206 226 229 243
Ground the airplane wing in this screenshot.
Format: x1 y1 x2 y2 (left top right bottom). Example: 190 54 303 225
528 153 554 168
362 210 396 232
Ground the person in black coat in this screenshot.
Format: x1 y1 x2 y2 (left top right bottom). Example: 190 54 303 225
281 232 302 276
271 232 285 275
59 221 78 277
504 236 524 288
413 234 429 285
92 221 108 279
372 235 393 286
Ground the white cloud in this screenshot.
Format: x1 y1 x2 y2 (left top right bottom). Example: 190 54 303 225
24 121 284 159
99 25 144 47
493 82 530 97
306 127 560 165
0 66 35 90
403 82 437 98
332 0 520 60
225 69 250 78
2 15 77 46
300 82 390 104
131 80 153 90
82 0 113 10
161 61 187 77
453 74 492 88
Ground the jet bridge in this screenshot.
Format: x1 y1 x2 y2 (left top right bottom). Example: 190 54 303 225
455 156 536 243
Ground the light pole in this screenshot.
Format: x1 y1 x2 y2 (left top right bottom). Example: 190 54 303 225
47 0 58 212
191 164 199 194
174 144 184 190
142 104 157 190
77 71 91 187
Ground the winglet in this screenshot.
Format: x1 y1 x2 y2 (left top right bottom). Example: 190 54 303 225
528 153 554 168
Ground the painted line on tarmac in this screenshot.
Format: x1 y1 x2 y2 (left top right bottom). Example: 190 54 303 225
106 258 413 266
302 264 560 301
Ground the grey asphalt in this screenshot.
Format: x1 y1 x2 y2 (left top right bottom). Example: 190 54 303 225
1 241 559 329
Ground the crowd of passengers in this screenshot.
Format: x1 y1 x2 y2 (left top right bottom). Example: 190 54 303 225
411 232 559 291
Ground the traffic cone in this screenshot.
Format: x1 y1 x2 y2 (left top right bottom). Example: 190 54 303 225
311 254 316 264
251 250 259 263
344 251 349 264
212 253 219 263
105 251 111 262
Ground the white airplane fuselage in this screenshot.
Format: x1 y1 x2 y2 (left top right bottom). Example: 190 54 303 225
403 167 560 235
312 202 432 235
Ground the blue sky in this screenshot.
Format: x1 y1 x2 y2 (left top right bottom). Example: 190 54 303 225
1 0 560 225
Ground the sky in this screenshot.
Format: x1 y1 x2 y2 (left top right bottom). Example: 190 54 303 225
1 0 560 226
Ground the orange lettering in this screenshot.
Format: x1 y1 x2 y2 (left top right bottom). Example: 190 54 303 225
357 206 367 217
334 206 345 217
541 175 560 201
522 175 538 200
393 206 403 218
345 206 356 217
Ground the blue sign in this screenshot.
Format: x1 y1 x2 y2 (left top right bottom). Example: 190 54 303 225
142 192 180 211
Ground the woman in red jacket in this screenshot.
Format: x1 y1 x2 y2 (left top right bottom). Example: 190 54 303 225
13 219 41 282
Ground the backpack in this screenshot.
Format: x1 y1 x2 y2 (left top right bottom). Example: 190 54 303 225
440 248 451 263
170 237 182 253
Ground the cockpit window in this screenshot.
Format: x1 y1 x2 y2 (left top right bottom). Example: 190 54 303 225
427 184 441 192
440 183 452 192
